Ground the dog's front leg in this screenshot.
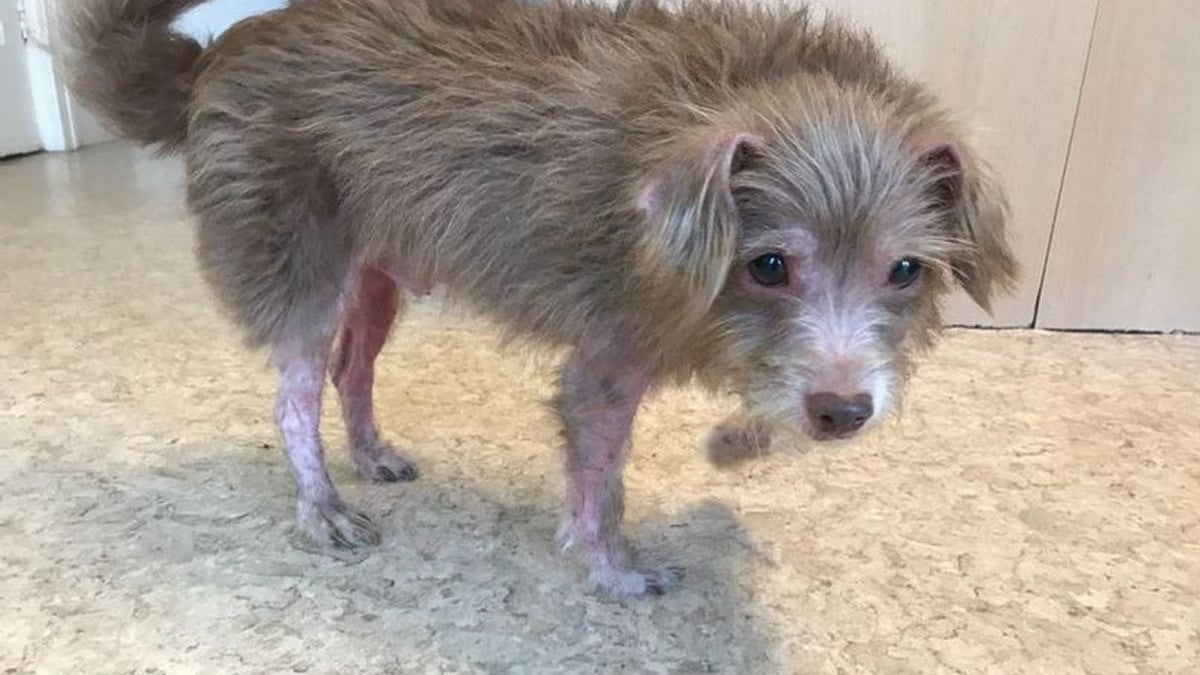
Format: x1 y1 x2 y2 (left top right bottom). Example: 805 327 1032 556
556 339 681 596
703 413 774 467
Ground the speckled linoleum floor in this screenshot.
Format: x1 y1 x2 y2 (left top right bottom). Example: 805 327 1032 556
2 143 1198 675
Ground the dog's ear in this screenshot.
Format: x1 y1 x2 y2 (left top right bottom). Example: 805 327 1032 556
635 130 762 319
918 142 1018 312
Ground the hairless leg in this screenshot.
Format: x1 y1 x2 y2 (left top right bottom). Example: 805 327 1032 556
330 265 418 482
274 334 379 550
556 337 681 595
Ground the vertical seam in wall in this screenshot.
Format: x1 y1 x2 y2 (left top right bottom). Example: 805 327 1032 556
1031 0 1103 328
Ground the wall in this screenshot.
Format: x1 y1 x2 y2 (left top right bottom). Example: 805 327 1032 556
1035 0 1200 332
815 0 1097 328
1 0 52 155
796 0 1197 332
17 0 1198 331
11 0 284 152
17 0 119 151
176 0 286 39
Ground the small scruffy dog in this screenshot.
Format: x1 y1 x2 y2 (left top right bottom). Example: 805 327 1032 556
70 0 1015 595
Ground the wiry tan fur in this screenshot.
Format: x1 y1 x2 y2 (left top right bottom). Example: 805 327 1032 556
68 0 1016 595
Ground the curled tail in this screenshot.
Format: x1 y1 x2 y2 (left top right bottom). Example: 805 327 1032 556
66 0 210 153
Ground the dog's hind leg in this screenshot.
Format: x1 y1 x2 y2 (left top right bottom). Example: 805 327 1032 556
274 329 381 551
330 265 418 483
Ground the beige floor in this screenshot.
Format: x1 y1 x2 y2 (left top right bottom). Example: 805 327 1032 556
1 142 1198 675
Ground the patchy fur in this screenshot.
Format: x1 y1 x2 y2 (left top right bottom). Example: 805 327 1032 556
68 0 1016 595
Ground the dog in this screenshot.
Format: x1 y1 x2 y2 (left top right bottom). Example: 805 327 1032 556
68 0 1016 595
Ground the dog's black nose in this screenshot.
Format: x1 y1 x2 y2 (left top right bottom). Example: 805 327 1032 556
806 393 873 437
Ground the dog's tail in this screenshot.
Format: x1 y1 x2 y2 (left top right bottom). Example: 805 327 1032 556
66 0 209 153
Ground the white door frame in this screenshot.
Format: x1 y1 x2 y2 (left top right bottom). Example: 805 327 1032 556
0 0 42 155
8 0 284 153
8 0 112 152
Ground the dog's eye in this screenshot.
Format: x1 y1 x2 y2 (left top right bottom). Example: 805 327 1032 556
749 253 788 287
888 258 922 288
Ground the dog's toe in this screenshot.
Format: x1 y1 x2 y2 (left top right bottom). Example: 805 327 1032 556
659 564 686 584
353 442 419 483
296 497 381 553
376 462 418 482
641 563 685 596
591 563 685 597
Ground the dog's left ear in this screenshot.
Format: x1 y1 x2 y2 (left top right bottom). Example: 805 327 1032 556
917 141 1018 312
635 129 762 319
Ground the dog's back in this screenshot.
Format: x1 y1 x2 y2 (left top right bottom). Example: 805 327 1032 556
68 0 910 354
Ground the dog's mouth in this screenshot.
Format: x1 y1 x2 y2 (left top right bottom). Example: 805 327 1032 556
807 428 864 442
801 418 873 442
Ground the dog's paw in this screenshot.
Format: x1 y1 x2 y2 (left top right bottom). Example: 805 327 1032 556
352 441 419 483
295 497 381 552
590 563 685 597
702 418 772 468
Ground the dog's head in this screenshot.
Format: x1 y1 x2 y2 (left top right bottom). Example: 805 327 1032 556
634 83 1016 440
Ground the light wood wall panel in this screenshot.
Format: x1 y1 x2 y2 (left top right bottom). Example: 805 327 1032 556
804 0 1098 326
1037 0 1200 332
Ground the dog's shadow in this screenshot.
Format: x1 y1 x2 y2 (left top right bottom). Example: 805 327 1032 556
347 448 783 674
36 440 781 673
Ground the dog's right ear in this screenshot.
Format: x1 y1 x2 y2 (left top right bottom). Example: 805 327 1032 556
634 129 762 320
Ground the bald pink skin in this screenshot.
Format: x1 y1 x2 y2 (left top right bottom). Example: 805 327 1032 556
272 263 674 588
331 266 417 482
271 264 419 551
275 337 379 550
556 335 678 595
275 346 332 502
